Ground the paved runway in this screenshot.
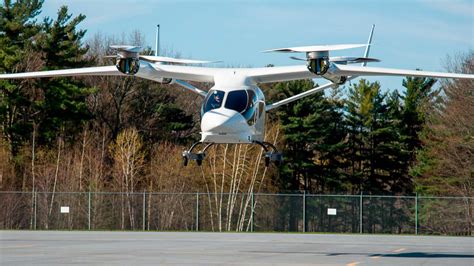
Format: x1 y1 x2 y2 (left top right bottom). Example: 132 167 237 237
1 231 473 265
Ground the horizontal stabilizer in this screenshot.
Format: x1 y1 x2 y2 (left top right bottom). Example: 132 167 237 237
263 44 367 53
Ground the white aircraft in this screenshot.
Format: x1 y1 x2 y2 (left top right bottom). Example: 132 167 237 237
1 26 473 166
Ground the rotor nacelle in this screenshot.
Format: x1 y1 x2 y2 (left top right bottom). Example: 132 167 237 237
306 51 330 75
110 45 141 75
108 45 220 76
264 44 376 84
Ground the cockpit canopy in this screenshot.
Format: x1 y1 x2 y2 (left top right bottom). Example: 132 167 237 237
202 89 258 124
203 90 225 112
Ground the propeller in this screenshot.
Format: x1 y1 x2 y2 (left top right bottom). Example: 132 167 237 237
329 56 380 64
109 45 142 53
106 45 220 65
140 55 221 64
263 44 367 53
290 56 380 64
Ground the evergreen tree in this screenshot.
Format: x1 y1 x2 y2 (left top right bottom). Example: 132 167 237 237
33 6 93 144
308 88 348 193
346 79 415 233
345 79 378 193
384 90 411 193
274 80 317 192
412 52 473 197
0 0 43 155
410 53 473 235
0 2 92 190
273 80 347 193
400 75 436 161
345 79 410 194
129 83 195 145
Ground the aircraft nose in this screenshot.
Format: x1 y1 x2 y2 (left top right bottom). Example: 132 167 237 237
201 109 247 133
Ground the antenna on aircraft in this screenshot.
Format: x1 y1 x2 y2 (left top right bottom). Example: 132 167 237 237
155 24 160 56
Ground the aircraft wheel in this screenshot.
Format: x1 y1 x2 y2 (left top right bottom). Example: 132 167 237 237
196 159 203 166
182 156 188 167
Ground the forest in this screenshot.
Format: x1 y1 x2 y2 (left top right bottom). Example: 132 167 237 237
0 1 472 233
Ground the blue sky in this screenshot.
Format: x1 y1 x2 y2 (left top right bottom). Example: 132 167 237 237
41 0 473 91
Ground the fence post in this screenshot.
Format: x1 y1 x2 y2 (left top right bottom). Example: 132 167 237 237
196 192 199 231
88 191 91 230
142 191 146 231
251 192 254 232
302 191 306 233
30 191 34 230
415 193 418 235
34 190 37 230
359 192 363 234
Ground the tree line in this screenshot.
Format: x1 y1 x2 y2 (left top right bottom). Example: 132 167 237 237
0 1 472 233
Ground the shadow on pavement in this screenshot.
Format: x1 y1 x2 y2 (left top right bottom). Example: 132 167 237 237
248 251 474 259
375 252 474 258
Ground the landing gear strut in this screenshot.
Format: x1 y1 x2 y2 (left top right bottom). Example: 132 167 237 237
182 141 283 167
182 142 214 166
253 141 283 167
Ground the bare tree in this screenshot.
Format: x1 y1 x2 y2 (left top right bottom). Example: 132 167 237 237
198 122 281 231
110 128 145 229
414 51 473 235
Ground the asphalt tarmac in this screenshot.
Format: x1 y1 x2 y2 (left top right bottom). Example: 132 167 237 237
1 231 473 265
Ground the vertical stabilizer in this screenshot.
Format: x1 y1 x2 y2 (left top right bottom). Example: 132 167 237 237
155 24 160 56
362 24 375 66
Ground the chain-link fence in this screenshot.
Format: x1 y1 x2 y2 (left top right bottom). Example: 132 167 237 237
0 191 472 235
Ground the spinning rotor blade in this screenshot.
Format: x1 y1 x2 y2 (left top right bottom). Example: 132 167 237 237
139 55 220 64
289 56 306 61
330 57 380 64
263 44 367 53
109 45 142 53
290 56 380 64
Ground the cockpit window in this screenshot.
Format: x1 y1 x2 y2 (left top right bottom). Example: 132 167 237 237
202 89 260 126
203 90 225 113
225 90 248 113
243 90 256 121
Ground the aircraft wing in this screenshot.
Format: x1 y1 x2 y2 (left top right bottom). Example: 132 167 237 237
245 65 316 83
0 62 218 84
149 64 217 83
0 66 123 79
245 63 474 84
333 64 474 79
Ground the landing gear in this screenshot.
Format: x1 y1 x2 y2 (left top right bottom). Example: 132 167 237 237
182 141 283 167
253 141 283 167
182 142 214 167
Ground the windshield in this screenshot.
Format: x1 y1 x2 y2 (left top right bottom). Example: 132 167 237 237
203 90 225 113
243 90 256 121
225 90 248 113
202 89 259 125
224 89 258 125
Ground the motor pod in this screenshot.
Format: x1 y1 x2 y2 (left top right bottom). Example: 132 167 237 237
306 51 330 75
116 57 140 75
110 46 141 75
